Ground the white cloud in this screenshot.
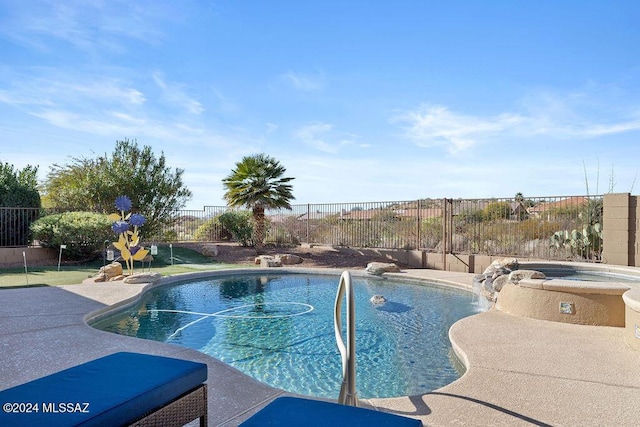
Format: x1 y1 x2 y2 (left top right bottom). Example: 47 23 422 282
577 119 640 137
294 122 336 153
0 73 145 109
292 122 360 154
517 86 640 138
282 71 324 92
394 92 640 154
152 73 203 115
265 123 279 134
393 105 523 153
0 0 169 55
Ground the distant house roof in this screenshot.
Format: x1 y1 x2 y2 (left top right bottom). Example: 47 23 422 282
528 196 591 214
296 211 335 221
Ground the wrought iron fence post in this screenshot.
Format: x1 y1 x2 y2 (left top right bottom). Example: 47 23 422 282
306 203 310 244
442 198 447 270
417 199 421 250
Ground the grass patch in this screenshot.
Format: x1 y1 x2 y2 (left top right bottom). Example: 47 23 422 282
0 245 243 288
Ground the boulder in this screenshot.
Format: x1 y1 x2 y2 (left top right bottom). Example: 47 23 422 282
276 254 304 265
492 275 509 292
258 256 282 267
482 258 519 276
508 269 546 284
201 244 219 257
365 262 401 275
100 262 123 279
93 273 108 283
124 272 162 284
474 264 547 305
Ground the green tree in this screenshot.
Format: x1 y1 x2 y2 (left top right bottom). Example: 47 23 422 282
42 139 192 238
222 154 294 249
483 201 512 221
0 162 41 245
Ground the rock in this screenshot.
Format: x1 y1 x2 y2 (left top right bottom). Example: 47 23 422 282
100 261 123 279
492 275 509 292
255 255 277 266
474 263 546 305
93 273 107 283
109 274 126 282
508 269 546 284
258 256 282 267
124 272 162 284
201 244 219 257
482 258 519 276
255 254 303 265
500 257 519 270
481 288 497 302
276 254 304 265
370 295 387 305
365 262 401 275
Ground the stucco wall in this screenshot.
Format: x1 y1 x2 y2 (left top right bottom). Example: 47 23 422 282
0 247 57 266
495 282 626 327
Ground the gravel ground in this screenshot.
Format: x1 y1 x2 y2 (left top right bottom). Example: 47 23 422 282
176 242 407 270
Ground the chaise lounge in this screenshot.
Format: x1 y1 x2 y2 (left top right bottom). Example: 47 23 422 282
0 352 207 427
240 396 422 426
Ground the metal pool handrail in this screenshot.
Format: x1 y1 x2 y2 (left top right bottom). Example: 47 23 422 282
334 270 358 406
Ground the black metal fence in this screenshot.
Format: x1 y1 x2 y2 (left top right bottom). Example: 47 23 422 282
0 195 604 261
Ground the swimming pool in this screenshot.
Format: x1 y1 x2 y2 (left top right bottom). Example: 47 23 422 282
91 272 480 399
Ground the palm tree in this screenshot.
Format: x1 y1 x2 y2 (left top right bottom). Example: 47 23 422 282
222 154 295 249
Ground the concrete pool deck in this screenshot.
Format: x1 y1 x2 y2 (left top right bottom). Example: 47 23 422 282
1 268 640 426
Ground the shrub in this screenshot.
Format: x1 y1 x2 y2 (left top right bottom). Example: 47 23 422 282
217 211 254 246
457 208 484 225
483 202 512 221
194 216 233 241
30 212 112 260
516 219 561 240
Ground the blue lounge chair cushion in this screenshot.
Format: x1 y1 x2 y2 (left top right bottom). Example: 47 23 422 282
240 396 422 426
0 352 207 427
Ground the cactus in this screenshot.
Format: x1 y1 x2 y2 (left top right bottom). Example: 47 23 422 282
550 222 602 260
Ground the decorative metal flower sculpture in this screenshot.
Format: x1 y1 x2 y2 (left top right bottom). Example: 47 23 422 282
108 196 149 276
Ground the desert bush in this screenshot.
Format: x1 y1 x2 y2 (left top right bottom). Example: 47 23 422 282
218 211 254 246
483 202 512 221
30 211 112 260
420 217 442 249
516 219 561 240
194 216 233 242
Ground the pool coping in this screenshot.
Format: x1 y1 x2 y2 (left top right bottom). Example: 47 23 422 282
2 267 640 425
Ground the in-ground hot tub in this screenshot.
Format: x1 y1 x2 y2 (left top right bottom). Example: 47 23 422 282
494 262 640 329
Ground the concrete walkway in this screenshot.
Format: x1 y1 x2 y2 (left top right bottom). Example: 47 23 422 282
1 268 640 426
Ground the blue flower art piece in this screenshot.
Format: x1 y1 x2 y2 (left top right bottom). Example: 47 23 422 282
109 196 149 276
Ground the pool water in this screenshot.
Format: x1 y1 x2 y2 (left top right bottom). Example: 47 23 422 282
540 269 640 283
91 273 480 399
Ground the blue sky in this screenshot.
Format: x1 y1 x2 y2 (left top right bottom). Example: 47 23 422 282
1 1 640 209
